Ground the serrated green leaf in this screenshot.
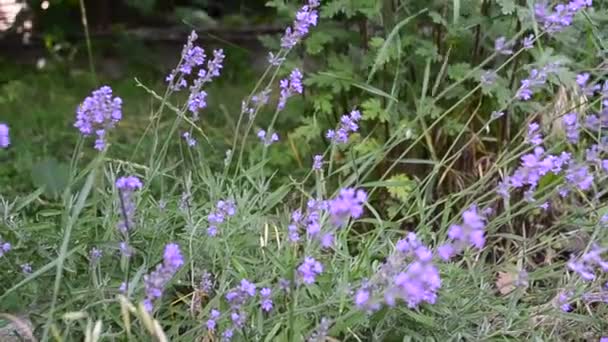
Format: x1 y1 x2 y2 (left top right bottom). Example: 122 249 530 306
497 0 516 15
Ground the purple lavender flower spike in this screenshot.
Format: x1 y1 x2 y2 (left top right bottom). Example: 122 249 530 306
75 86 123 150
142 243 184 311
328 188 367 226
260 288 273 312
280 0 321 49
312 155 323 171
562 113 580 143
278 68 304 110
206 309 220 331
522 34 534 49
326 109 362 144
0 123 10 148
116 176 143 233
298 256 323 284
494 37 513 55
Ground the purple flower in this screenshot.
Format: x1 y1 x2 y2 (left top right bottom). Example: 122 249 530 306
206 309 220 331
328 188 367 226
526 122 543 146
535 1 591 34
568 245 608 282
142 243 184 311
298 256 323 284
119 242 133 258
75 86 122 150
558 291 573 312
522 34 534 49
257 129 280 146
308 317 330 342
320 233 334 249
207 200 236 236
260 287 273 312
355 288 369 306
222 328 234 341
278 68 304 110
562 113 580 143
280 1 320 49
116 176 143 233
442 205 487 258
576 72 600 96
180 45 206 75
516 65 557 101
494 37 513 55
480 70 497 86
437 243 455 261
0 240 10 257
0 123 9 148
89 247 102 263
326 109 362 144
566 163 594 191
312 155 323 171
182 132 197 147
21 263 32 274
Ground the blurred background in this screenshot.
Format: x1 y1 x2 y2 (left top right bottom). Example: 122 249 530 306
0 0 290 195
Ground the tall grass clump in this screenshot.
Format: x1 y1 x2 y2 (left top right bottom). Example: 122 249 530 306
2 0 608 341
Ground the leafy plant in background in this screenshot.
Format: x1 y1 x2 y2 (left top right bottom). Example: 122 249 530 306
2 0 608 341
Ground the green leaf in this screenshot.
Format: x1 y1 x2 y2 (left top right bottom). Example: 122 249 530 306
447 62 472 81
312 93 334 114
305 30 335 55
291 116 321 142
385 174 417 202
497 0 516 15
361 98 388 122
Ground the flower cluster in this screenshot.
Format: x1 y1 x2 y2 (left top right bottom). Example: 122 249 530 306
534 0 592 34
522 34 535 49
567 245 608 281
166 31 225 120
116 176 143 233
562 113 580 143
260 287 273 312
89 247 102 263
354 233 441 311
207 199 237 236
498 145 571 202
21 263 32 274
257 129 279 146
0 237 11 257
494 37 513 55
312 155 323 171
209 279 258 339
298 256 324 284
278 68 304 111
516 63 560 101
437 206 487 260
326 109 362 144
182 131 197 147
288 198 328 244
74 86 123 150
242 88 271 119
280 0 321 49
142 243 184 312
0 123 9 148
328 188 367 227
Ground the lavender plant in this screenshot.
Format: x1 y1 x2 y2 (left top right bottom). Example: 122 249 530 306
3 0 608 341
